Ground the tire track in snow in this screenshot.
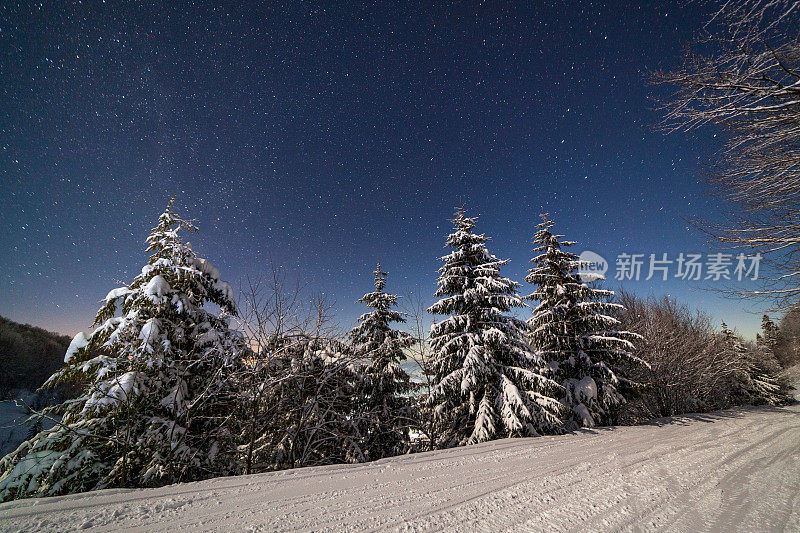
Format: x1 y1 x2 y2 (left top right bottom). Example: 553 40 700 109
0 404 797 532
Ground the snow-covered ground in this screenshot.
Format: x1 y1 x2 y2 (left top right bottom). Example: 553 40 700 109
0 398 798 532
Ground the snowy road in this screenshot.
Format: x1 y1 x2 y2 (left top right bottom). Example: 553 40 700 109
1 403 799 532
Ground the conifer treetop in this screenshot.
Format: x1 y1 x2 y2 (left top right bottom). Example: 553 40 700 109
349 262 411 362
373 261 386 292
430 208 522 318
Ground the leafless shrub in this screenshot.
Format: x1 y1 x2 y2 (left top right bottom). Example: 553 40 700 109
234 264 362 473
615 290 754 423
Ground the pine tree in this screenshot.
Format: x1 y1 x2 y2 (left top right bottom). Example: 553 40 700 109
348 262 414 460
720 322 757 404
756 316 792 405
427 208 563 447
525 214 643 429
0 200 246 502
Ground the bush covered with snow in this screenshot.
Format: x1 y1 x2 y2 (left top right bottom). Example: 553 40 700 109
614 291 792 424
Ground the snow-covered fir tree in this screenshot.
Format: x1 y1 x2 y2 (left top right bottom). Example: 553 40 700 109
757 314 779 352
721 322 788 406
525 214 643 429
0 200 246 502
348 262 414 460
427 208 563 447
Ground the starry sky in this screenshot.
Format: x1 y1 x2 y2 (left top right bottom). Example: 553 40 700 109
0 1 773 339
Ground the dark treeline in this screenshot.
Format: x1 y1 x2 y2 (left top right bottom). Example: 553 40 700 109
0 317 71 401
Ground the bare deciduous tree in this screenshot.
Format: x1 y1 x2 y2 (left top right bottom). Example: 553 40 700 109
401 291 437 450
655 0 800 306
234 264 363 473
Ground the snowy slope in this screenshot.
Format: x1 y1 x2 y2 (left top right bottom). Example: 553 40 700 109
0 401 30 460
0 395 56 459
1 400 798 532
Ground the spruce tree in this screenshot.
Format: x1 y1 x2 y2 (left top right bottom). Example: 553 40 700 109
0 200 246 501
427 208 563 447
525 214 643 429
721 322 757 405
755 316 791 404
348 262 414 460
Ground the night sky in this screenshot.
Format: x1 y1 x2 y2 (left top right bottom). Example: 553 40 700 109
0 2 771 338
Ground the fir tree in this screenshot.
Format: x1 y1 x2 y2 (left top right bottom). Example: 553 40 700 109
427 208 563 447
758 314 780 351
0 200 246 501
525 214 643 429
720 322 757 404
721 322 788 406
348 262 414 460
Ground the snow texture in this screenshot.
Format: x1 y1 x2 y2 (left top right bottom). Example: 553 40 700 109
83 372 142 412
102 287 132 303
143 275 170 300
64 332 89 364
1 400 798 532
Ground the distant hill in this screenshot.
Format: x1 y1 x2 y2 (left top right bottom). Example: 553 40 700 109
0 316 71 399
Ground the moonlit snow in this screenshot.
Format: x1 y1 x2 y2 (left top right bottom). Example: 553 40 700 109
1 394 797 531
